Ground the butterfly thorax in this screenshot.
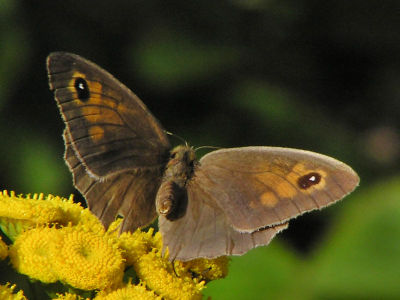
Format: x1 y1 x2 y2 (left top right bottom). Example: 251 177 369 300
155 145 196 220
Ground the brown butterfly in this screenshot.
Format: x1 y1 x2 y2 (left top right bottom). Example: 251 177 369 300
47 52 359 261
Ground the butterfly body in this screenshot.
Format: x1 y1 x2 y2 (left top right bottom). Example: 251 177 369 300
156 145 195 220
47 52 359 261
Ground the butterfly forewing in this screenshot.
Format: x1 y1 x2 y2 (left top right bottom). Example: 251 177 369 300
47 52 170 178
48 52 171 231
196 147 359 232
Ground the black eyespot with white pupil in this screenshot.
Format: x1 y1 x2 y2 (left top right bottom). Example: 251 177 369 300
74 77 90 101
297 172 321 189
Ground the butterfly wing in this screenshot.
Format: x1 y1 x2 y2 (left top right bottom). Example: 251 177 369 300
64 131 161 230
160 146 359 260
159 176 288 261
47 52 171 230
47 52 170 178
196 147 359 232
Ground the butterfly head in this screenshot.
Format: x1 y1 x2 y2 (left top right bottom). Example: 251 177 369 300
168 145 196 166
163 145 197 183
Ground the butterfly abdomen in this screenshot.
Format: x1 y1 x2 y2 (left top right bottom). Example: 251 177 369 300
156 181 180 215
156 180 188 221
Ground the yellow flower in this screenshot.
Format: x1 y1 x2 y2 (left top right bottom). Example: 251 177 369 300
9 227 60 283
119 228 228 299
0 235 8 260
105 218 123 234
0 191 64 223
177 256 230 281
0 191 105 241
53 194 104 234
117 228 206 299
134 249 205 300
150 230 163 250
9 224 125 291
51 226 125 290
53 293 87 300
94 282 161 300
0 283 27 300
118 228 158 265
0 191 65 240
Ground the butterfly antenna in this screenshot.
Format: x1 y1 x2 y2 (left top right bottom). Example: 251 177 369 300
165 130 188 147
194 145 221 152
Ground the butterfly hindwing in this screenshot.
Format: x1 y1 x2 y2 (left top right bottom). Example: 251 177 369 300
159 174 288 261
64 130 160 230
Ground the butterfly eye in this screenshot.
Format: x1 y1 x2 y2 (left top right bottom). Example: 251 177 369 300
170 152 177 159
189 160 195 169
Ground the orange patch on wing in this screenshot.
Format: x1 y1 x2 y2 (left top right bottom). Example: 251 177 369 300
89 126 105 142
260 191 279 207
81 107 123 125
67 72 124 126
249 200 258 209
275 181 298 198
255 172 298 199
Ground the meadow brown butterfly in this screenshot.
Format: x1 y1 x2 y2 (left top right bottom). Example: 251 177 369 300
47 52 359 261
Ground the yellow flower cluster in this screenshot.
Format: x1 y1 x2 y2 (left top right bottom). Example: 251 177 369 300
0 235 8 260
53 292 86 300
0 191 102 241
9 226 124 289
177 256 230 281
94 282 161 300
0 191 229 299
0 283 27 300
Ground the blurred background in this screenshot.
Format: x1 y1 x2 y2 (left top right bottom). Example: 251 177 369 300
0 0 399 299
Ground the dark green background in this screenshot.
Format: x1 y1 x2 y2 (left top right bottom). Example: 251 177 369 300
0 0 399 299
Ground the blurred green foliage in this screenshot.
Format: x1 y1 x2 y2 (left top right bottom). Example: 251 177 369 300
0 0 399 298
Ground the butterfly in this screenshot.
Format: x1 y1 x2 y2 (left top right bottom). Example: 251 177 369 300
47 52 359 261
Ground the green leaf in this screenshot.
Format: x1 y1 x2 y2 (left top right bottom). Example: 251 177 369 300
204 242 303 299
305 177 400 299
